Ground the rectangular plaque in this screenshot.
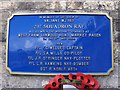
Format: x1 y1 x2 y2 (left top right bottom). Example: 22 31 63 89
6 13 113 75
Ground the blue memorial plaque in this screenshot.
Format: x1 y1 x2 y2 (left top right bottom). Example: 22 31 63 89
6 13 113 75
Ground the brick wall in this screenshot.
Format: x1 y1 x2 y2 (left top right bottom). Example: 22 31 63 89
0 0 119 89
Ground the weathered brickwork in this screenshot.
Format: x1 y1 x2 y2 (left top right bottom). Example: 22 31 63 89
0 0 119 89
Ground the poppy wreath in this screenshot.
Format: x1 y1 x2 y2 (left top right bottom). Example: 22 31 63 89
44 72 100 90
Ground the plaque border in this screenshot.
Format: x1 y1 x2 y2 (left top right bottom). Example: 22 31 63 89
6 12 114 76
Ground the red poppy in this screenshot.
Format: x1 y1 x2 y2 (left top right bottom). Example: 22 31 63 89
76 72 88 84
54 74 65 84
77 83 93 90
49 79 60 88
75 82 84 89
92 78 100 89
85 75 95 86
68 74 77 80
44 84 55 90
44 73 100 90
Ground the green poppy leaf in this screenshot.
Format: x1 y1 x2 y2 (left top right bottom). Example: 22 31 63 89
61 79 70 83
